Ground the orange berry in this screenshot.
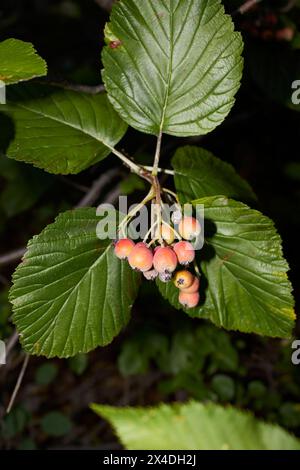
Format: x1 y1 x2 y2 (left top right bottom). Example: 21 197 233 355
128 243 153 272
173 270 194 289
173 241 195 265
179 291 200 308
161 224 175 245
153 247 177 274
114 238 135 260
181 276 199 294
178 216 201 240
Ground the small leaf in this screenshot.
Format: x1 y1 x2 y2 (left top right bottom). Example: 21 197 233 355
10 208 140 358
0 84 127 174
41 412 72 437
211 374 235 401
102 0 243 136
172 146 256 203
0 39 47 85
158 196 295 338
2 407 29 439
91 401 300 450
35 363 58 385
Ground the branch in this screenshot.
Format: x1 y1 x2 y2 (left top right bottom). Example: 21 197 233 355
232 0 263 16
75 168 120 208
0 248 26 267
6 354 30 414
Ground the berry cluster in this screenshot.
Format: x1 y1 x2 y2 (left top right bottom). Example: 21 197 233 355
114 216 201 309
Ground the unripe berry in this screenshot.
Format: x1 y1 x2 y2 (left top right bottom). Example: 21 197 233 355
143 269 158 281
179 291 200 308
178 216 201 240
173 241 195 265
173 270 194 289
161 224 175 245
181 276 199 294
114 238 135 260
153 247 177 274
128 243 153 272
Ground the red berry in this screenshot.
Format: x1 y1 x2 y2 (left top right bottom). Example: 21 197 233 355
128 243 153 272
178 216 201 240
173 270 194 289
181 276 199 294
179 291 200 308
173 241 195 265
153 247 177 274
114 238 135 260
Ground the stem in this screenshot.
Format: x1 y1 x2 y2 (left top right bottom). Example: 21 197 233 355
161 219 181 241
143 166 174 176
162 187 179 203
143 220 158 243
152 176 163 244
152 131 163 177
118 186 155 237
6 354 30 414
194 260 201 278
107 145 152 183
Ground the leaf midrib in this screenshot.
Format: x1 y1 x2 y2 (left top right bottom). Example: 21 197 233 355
7 99 114 151
158 2 174 134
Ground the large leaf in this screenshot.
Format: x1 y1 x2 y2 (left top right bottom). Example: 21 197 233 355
158 196 295 338
0 39 47 85
0 84 127 174
172 146 256 203
91 401 300 450
10 208 140 358
102 0 243 136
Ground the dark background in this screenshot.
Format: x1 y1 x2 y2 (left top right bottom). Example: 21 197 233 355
0 0 300 450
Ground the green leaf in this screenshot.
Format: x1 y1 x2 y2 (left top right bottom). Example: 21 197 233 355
41 412 72 437
91 401 300 450
172 146 256 203
2 406 29 439
35 363 58 385
211 374 235 401
158 196 295 338
0 84 127 174
102 0 243 136
10 208 140 358
0 39 47 85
